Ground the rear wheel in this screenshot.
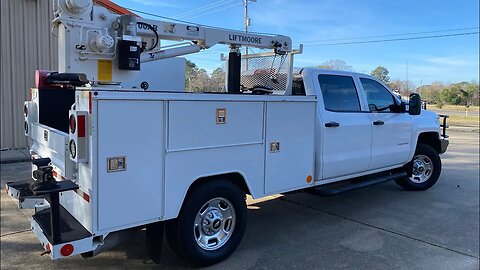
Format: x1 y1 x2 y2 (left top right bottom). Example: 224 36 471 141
395 143 441 191
167 180 247 266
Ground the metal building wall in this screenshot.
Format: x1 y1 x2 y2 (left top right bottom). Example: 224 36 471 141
1 0 58 148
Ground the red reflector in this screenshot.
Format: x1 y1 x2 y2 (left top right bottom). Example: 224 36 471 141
77 115 86 137
69 115 76 134
52 170 58 177
83 192 90 202
75 189 90 203
60 244 74 256
45 243 51 252
89 92 92 113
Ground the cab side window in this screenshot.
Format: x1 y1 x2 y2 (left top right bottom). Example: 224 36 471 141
360 78 395 112
318 75 361 112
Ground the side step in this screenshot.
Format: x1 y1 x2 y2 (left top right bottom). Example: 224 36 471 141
33 205 91 245
307 171 407 196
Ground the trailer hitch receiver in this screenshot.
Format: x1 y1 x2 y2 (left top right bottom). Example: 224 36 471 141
29 157 79 244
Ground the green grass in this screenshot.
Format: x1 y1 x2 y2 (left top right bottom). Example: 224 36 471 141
442 115 479 127
431 104 480 112
427 105 479 127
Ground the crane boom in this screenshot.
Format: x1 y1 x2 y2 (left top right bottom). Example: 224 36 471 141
52 0 296 90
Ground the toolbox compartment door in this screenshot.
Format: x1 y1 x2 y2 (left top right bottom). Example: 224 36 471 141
97 100 164 231
264 101 316 194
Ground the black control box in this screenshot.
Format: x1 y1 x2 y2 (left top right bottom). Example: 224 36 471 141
118 40 141 70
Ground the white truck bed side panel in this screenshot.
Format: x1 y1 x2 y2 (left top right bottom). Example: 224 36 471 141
164 100 265 219
164 144 264 219
264 102 316 194
168 101 264 150
97 100 164 231
60 190 93 232
60 162 94 233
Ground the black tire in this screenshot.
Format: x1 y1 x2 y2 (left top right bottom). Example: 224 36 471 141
170 180 247 266
395 143 442 191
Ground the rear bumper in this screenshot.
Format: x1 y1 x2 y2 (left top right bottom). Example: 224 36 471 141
31 207 95 260
440 138 449 154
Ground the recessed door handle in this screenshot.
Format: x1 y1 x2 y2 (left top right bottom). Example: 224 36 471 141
325 121 340 127
373 120 384 126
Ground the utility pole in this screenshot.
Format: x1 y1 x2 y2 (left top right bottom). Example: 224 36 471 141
405 60 409 92
244 0 256 60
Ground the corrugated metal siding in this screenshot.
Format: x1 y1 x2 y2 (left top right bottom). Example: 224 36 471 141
1 0 58 148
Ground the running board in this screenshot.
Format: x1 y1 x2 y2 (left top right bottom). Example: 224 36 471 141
307 171 407 196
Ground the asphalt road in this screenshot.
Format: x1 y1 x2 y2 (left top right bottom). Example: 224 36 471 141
1 129 479 269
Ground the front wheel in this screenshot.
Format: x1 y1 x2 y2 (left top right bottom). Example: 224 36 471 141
395 143 442 191
166 180 247 266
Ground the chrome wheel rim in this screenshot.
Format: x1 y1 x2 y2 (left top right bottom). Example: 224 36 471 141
194 197 236 251
410 154 433 184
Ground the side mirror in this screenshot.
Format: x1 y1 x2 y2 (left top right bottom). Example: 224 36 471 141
409 93 422 115
399 101 407 113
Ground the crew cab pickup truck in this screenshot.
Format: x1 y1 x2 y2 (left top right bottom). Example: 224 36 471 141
7 67 449 266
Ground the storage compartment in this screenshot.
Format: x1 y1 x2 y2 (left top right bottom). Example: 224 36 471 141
264 102 316 194
97 100 164 231
168 101 264 150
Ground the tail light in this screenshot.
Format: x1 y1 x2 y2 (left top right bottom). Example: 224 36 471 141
69 115 76 133
68 111 88 163
69 139 77 159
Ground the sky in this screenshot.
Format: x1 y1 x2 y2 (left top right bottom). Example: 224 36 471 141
113 0 479 85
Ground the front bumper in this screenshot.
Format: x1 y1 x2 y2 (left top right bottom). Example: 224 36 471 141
440 138 449 154
438 114 449 154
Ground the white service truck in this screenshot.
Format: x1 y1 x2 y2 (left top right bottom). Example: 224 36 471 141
6 0 449 266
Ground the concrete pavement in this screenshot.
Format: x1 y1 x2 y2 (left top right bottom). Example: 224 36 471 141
1 130 479 269
0 148 30 164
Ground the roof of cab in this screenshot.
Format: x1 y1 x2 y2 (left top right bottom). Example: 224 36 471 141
301 67 376 80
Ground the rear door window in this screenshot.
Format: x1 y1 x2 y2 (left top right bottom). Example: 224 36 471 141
318 74 361 112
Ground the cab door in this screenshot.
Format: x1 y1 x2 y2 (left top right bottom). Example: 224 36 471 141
316 73 372 180
358 77 413 170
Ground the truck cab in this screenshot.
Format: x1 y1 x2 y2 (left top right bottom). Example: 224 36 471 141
299 68 448 186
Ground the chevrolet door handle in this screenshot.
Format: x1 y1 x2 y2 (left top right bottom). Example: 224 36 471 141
373 120 384 126
325 121 340 127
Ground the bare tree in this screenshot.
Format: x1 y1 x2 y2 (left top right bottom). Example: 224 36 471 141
316 59 354 71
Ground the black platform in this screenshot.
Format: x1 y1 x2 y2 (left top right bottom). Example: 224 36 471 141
33 205 91 244
6 180 36 198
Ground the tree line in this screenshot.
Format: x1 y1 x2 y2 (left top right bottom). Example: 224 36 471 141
186 60 225 92
315 60 479 107
185 58 479 107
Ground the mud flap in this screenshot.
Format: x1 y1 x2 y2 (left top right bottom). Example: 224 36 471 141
145 221 164 264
